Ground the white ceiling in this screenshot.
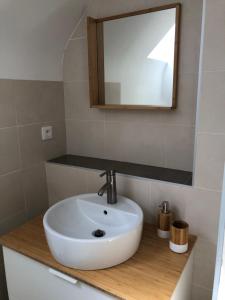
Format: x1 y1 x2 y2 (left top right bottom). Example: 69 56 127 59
0 0 89 81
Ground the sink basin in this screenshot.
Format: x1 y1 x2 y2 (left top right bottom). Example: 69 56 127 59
43 193 143 270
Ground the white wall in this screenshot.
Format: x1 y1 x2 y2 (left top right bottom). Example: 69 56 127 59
0 0 88 81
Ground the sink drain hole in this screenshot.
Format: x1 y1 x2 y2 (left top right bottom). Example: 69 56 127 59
92 229 105 238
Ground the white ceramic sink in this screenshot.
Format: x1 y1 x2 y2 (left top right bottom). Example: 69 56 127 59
43 193 143 270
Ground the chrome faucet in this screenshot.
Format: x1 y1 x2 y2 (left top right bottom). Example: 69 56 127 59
97 170 117 204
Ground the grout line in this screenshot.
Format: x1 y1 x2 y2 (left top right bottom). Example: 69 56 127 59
61 10 86 78
17 120 65 128
0 162 46 179
0 125 18 130
193 185 221 193
203 69 225 74
161 129 167 169
149 176 221 193
64 79 89 84
197 131 225 136
148 180 151 203
15 125 28 213
63 10 87 52
64 118 196 128
69 36 86 41
65 119 104 123
0 168 22 178
0 78 63 83
194 0 220 186
102 113 106 159
63 116 224 135
192 283 212 292
0 120 65 130
61 4 89 71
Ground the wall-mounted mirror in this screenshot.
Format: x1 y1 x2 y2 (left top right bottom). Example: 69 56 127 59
87 3 181 110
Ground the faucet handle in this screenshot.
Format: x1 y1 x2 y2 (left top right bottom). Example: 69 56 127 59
99 170 116 177
99 171 107 177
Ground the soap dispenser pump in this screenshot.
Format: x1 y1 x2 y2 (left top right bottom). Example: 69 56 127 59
157 201 172 239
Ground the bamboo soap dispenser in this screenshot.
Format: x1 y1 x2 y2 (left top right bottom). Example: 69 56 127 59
157 201 172 239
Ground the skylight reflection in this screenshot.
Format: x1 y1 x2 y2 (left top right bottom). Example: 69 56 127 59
147 24 175 66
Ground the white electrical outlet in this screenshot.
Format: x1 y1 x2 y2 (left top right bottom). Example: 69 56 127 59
41 126 53 141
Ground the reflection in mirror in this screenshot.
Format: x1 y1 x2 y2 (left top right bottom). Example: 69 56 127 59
103 8 176 107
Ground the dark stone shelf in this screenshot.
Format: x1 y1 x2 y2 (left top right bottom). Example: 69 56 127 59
48 155 192 186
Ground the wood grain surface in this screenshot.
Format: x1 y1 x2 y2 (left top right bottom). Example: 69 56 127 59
0 216 196 300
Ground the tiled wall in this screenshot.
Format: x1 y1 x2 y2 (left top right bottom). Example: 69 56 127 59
0 79 66 299
63 0 202 172
190 1 225 295
46 0 225 299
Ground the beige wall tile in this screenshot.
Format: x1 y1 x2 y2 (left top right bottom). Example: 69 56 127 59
15 80 65 125
0 209 27 236
43 122 66 160
0 80 16 128
160 73 198 126
64 81 105 121
150 181 189 223
104 122 165 167
0 172 25 222
19 124 44 168
195 133 225 191
202 0 225 71
14 80 42 125
192 285 212 300
164 125 195 171
86 169 106 193
66 120 105 157
19 122 66 168
45 163 88 206
198 71 225 133
39 81 65 122
22 163 48 219
105 109 163 124
178 7 202 75
193 238 216 290
180 0 203 19
116 174 150 222
63 38 88 82
0 127 20 175
185 188 221 244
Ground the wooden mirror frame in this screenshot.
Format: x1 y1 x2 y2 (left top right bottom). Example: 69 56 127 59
87 3 181 110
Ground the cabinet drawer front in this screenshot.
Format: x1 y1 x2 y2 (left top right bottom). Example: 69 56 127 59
3 247 118 300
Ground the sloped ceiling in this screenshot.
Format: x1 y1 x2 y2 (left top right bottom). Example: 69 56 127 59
0 0 89 81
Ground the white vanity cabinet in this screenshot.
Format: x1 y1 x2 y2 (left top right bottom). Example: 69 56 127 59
3 247 118 300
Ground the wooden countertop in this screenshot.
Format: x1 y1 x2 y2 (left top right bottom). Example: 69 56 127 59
0 216 196 300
